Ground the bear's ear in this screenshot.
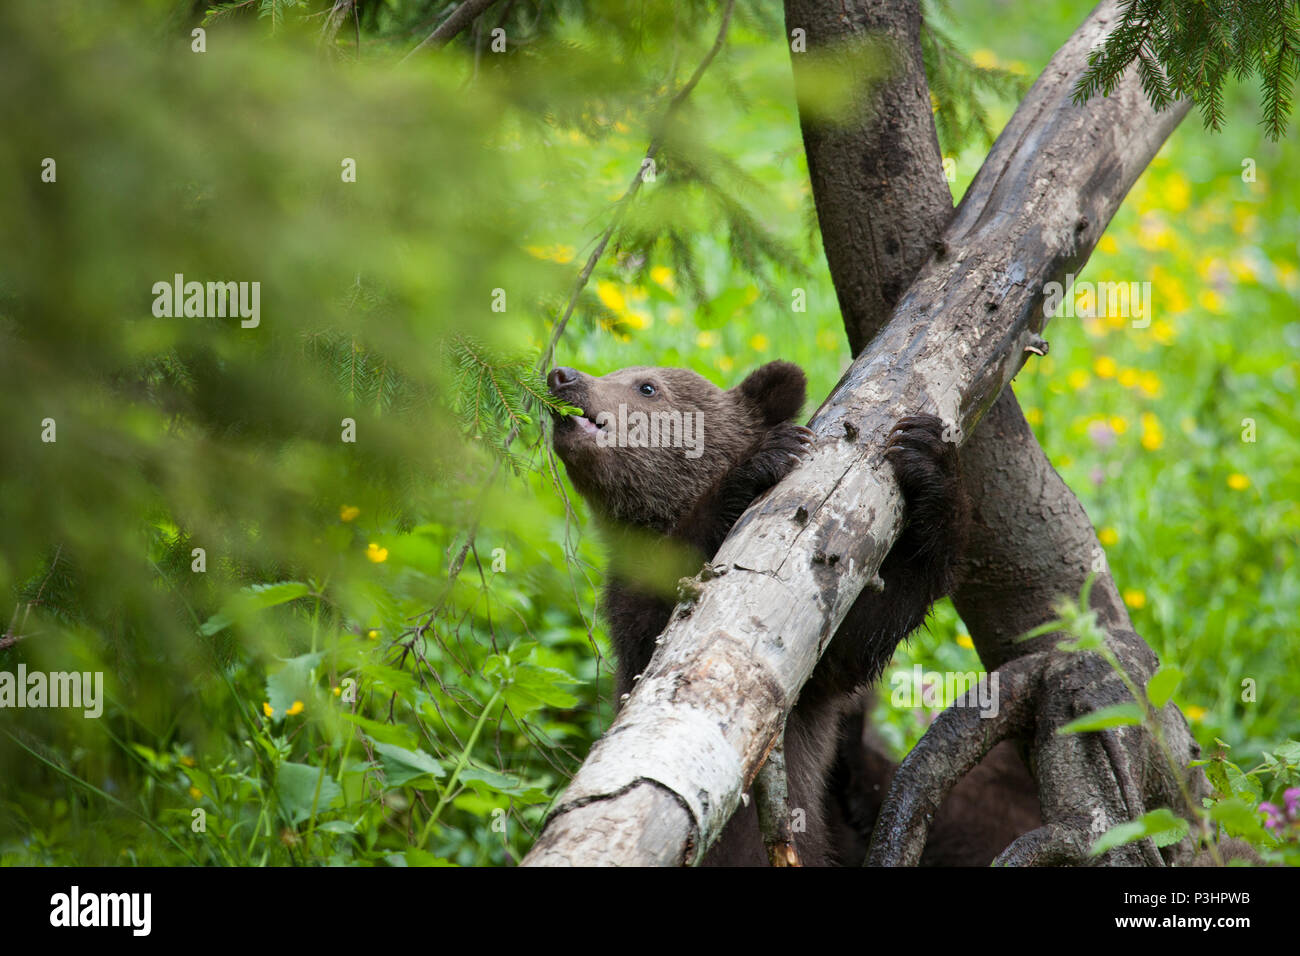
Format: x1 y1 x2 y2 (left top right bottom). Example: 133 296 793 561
734 360 806 426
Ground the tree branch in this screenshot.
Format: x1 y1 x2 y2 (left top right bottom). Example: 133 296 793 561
524 0 1188 866
787 0 1207 867
399 0 502 64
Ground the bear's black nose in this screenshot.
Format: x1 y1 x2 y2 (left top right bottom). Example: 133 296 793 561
547 367 579 391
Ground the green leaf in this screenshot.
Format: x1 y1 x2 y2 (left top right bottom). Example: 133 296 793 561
1146 667 1184 709
457 766 550 803
314 820 357 834
400 849 457 867
1090 808 1189 857
363 663 421 700
200 581 310 636
1223 762 1263 802
1057 703 1144 734
342 713 419 750
1271 740 1300 765
277 762 342 825
502 662 580 716
266 651 324 718
1206 760 1231 797
371 742 445 787
1207 798 1268 841
508 641 538 664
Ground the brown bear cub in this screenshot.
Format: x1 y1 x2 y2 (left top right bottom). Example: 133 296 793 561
547 360 1016 865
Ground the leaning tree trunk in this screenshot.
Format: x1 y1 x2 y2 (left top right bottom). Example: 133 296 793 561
786 0 1206 867
524 0 1202 867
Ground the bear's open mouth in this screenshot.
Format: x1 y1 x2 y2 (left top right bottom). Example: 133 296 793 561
555 409 604 438
572 411 603 437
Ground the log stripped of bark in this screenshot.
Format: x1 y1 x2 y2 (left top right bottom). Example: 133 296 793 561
787 0 1203 867
524 2 1187 866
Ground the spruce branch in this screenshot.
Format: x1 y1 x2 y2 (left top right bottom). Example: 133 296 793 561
1074 0 1300 139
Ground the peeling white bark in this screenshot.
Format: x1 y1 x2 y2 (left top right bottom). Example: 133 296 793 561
522 0 1188 866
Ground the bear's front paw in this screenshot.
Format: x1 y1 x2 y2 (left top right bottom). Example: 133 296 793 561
720 422 814 508
883 415 965 567
744 421 815 490
884 414 958 497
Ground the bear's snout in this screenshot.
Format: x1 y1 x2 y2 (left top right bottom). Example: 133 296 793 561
547 366 581 391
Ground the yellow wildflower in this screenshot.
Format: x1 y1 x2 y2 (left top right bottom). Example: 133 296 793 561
1137 218 1174 251
1099 527 1119 546
1276 262 1297 290
1123 589 1147 609
366 542 388 563
1161 173 1191 212
340 505 360 522
1195 255 1224 281
1140 412 1163 451
1198 288 1225 314
955 633 974 650
1229 255 1257 283
1068 369 1091 390
286 700 305 716
596 280 626 313
1227 473 1250 490
750 334 769 352
525 244 575 264
1151 265 1188 312
1094 356 1117 379
262 702 274 718
1230 206 1257 236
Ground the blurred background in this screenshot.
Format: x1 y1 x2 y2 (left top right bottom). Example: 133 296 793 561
0 0 1295 865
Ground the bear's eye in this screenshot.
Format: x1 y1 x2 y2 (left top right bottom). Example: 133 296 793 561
638 383 656 397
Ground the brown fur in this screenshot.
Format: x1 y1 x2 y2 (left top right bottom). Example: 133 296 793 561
548 360 1037 865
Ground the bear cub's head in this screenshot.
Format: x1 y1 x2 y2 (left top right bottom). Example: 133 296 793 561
547 360 806 531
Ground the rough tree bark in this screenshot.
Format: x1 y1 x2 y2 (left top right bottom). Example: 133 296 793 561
787 0 1207 867
523 0 1205 866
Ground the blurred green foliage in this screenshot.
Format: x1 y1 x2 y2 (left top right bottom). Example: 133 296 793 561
0 0 1296 865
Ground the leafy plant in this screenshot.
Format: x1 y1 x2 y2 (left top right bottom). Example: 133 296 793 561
1022 576 1300 865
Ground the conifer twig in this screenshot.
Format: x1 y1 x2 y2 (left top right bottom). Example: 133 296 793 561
430 0 738 610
